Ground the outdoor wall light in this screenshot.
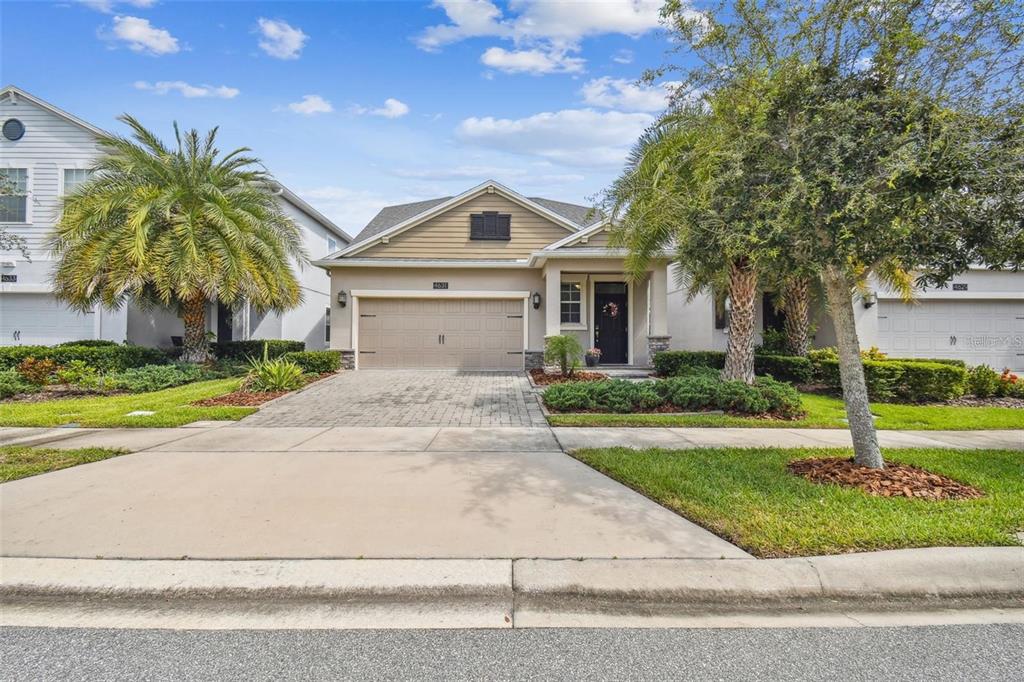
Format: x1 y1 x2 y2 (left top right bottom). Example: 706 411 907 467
531 292 542 309
862 292 877 309
337 291 348 308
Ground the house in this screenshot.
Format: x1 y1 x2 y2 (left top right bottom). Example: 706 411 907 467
320 180 1023 372
0 85 351 350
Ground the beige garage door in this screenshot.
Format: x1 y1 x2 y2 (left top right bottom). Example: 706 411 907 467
357 298 524 369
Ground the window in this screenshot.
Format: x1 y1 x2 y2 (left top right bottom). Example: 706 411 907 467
327 237 338 254
560 282 582 325
470 211 511 240
0 168 28 223
63 168 92 194
714 291 728 330
324 306 331 343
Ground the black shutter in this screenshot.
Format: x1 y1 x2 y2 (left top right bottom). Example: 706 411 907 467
483 211 498 238
470 213 484 239
497 214 511 239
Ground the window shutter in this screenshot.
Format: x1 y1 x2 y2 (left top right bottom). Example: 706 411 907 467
470 213 484 238
483 211 497 238
497 214 511 239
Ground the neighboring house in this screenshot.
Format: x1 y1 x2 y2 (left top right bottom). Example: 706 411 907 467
0 85 350 350
320 180 1023 372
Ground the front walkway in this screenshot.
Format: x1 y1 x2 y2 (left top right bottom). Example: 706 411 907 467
240 370 548 427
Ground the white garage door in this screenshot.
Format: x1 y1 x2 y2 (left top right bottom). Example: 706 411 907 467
876 300 1024 371
358 298 524 370
0 293 96 346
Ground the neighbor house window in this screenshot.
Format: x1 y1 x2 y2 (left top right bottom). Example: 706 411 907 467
327 237 337 254
560 281 582 325
63 168 92 194
0 168 28 222
470 211 511 240
324 306 331 343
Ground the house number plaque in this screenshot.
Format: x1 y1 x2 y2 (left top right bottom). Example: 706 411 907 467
433 282 449 290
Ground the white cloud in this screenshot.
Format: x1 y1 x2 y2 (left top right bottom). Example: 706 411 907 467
456 108 653 167
394 165 585 185
134 80 239 99
257 18 308 60
612 49 634 64
77 0 156 13
481 47 584 75
287 94 333 115
351 98 410 119
109 15 179 55
416 0 510 52
580 77 678 112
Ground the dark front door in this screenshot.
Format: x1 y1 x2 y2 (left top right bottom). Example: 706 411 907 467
216 302 233 343
594 282 628 364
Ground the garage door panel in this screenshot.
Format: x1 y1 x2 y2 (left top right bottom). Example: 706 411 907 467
358 298 523 370
877 300 1024 372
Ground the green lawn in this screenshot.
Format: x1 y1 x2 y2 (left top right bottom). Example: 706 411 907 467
572 446 1024 557
548 392 1024 430
0 445 130 482
0 378 255 427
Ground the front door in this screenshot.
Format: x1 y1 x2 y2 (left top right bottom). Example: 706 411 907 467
594 282 628 364
216 302 233 343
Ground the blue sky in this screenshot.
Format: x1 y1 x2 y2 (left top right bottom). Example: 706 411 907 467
3 1 686 233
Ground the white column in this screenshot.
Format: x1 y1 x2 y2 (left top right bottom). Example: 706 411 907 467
650 262 669 336
544 263 561 338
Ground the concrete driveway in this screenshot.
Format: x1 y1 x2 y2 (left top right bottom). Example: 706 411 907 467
0 426 748 560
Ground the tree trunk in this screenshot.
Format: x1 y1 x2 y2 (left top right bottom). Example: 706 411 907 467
782 276 811 357
721 258 757 384
179 295 212 364
822 266 884 469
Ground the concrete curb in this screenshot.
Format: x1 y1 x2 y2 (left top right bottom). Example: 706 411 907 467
2 548 1021 629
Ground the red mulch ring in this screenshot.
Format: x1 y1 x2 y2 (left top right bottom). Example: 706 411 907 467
787 457 983 501
192 390 288 407
529 369 608 385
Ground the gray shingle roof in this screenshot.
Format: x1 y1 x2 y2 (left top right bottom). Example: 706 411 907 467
350 194 603 245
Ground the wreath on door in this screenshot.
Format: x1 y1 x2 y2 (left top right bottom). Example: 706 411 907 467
602 302 619 318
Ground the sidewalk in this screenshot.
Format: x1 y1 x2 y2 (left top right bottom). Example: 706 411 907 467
2 425 1020 453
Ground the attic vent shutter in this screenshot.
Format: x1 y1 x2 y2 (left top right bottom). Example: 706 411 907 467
483 211 498 238
497 213 511 239
470 213 484 238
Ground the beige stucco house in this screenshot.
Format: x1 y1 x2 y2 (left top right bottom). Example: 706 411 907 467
316 181 672 370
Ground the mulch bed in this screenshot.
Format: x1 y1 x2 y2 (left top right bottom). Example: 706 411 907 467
529 369 608 385
935 396 1024 409
787 457 984 501
191 390 288 407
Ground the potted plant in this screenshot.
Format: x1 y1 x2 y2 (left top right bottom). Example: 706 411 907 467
585 348 602 367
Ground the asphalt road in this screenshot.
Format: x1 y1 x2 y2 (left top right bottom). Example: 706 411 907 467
2 624 1022 681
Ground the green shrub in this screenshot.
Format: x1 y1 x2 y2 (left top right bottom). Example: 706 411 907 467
213 339 304 360
0 370 38 399
887 357 967 368
281 350 341 374
55 360 98 386
542 381 599 411
0 344 167 372
56 339 118 347
653 351 727 376
756 328 789 355
246 343 305 392
997 369 1023 398
15 357 59 386
966 364 999 395
817 359 966 403
106 363 206 393
753 354 814 384
543 379 662 413
544 335 584 376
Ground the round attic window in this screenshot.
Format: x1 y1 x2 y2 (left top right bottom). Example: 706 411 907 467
2 119 25 141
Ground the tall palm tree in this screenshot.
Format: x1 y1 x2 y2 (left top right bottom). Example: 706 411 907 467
51 115 307 362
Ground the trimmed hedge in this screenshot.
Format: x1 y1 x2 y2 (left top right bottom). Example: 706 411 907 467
885 357 968 368
281 350 342 374
0 344 168 372
542 375 804 418
212 340 305 360
653 350 813 384
817 359 967 403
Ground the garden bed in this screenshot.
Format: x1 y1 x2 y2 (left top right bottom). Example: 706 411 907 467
191 390 289 407
787 457 984 501
528 369 607 385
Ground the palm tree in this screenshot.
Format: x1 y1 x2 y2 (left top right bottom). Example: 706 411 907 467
51 116 307 362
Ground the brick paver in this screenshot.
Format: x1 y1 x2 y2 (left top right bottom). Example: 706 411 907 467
239 370 548 427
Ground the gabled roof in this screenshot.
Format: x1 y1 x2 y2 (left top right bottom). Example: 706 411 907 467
544 218 613 250
340 180 603 257
0 84 108 137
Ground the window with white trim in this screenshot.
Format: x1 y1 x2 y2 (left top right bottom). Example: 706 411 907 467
63 168 93 194
327 237 338 254
324 306 331 343
560 281 582 325
0 168 28 223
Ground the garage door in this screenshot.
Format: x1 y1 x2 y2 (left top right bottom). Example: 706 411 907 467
876 300 1024 371
0 293 95 346
358 298 524 369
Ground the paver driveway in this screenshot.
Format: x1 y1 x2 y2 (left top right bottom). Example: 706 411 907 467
240 370 547 427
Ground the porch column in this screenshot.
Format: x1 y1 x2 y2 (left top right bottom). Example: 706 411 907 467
544 263 561 338
647 262 671 360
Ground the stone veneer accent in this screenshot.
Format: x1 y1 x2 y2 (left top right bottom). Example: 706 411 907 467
647 335 671 360
339 349 356 370
525 350 545 371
